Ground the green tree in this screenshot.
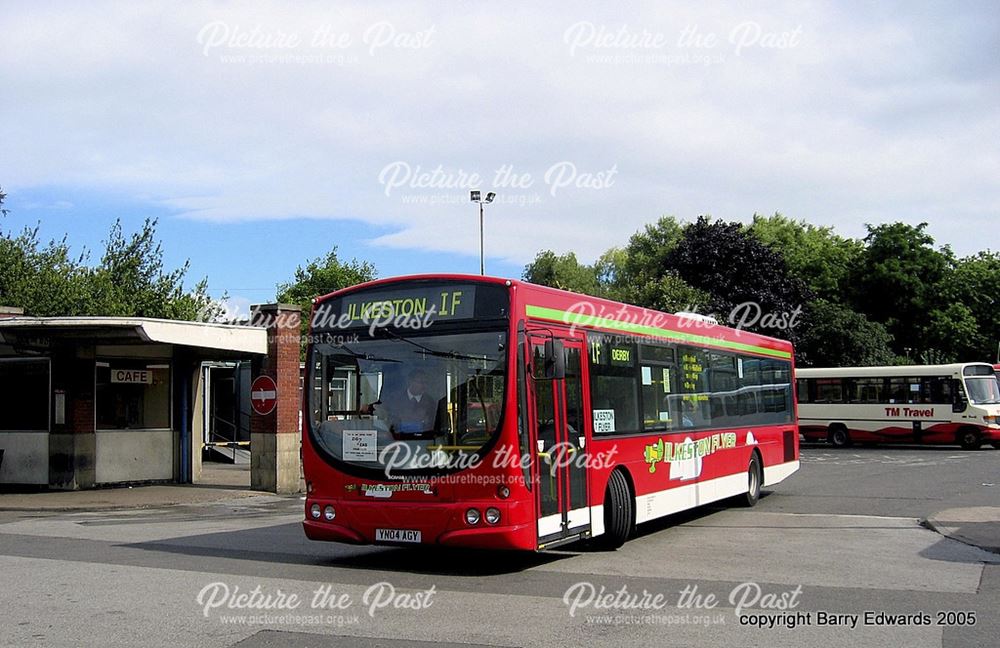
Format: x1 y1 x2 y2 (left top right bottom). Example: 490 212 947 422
276 247 377 352
1 195 218 320
89 218 217 320
522 250 602 295
521 237 711 314
0 226 92 315
939 251 1000 361
849 222 953 357
750 213 862 302
614 271 711 314
796 300 896 367
923 303 978 364
665 217 814 343
606 216 710 312
619 216 685 280
593 247 627 292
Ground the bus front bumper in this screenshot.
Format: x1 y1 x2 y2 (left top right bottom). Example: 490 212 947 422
302 498 537 550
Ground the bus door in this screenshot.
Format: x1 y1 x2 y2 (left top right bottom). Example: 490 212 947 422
527 333 590 547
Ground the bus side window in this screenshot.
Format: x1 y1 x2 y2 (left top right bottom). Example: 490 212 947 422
851 377 884 404
795 378 809 403
887 377 906 404
927 376 953 405
640 364 675 431
679 347 711 428
815 378 843 403
587 335 639 434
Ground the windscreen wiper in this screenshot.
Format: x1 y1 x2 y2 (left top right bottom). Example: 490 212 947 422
380 328 493 362
331 342 400 363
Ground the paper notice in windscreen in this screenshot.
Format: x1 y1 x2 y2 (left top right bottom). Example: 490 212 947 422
343 430 378 462
593 409 615 433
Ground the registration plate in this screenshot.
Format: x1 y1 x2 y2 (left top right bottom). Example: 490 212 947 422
375 528 422 543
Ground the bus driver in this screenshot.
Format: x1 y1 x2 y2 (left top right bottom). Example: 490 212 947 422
373 368 438 439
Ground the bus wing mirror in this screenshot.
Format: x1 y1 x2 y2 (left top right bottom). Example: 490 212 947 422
544 339 565 380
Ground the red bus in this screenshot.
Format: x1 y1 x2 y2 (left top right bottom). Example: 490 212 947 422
302 275 799 550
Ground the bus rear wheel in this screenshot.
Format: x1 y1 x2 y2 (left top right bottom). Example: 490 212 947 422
958 428 981 451
991 442 1000 450
601 470 634 550
829 425 852 448
739 453 762 507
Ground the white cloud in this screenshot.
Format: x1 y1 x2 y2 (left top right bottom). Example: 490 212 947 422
1 1 997 263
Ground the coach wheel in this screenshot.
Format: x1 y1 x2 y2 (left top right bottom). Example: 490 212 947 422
991 442 1000 450
601 470 634 550
829 425 852 448
958 428 981 451
739 453 762 507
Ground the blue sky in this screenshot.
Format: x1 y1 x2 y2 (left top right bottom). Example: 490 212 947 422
2 1 997 314
5 184 519 310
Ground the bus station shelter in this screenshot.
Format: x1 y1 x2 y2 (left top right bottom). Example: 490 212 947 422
0 311 271 490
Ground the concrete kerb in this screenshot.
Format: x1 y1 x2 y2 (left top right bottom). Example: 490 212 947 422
0 484 291 512
921 506 1000 555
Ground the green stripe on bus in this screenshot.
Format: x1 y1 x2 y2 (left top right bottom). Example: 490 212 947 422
524 304 793 360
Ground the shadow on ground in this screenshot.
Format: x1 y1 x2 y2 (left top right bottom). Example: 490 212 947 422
127 522 567 577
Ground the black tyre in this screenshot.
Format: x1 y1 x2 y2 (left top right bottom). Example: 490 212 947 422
829 425 852 448
959 428 981 451
601 470 634 550
991 442 1000 450
740 453 762 507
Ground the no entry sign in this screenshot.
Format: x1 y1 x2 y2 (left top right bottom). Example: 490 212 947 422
250 375 277 416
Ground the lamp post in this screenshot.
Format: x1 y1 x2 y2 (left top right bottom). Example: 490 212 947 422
470 190 495 275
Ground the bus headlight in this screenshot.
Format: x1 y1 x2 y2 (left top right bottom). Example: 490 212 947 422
985 415 1000 425
323 505 336 521
310 504 322 519
465 508 481 525
485 508 501 525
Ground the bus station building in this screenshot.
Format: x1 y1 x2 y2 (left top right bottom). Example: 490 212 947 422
0 304 303 493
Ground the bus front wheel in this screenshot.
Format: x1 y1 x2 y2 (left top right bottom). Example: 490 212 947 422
601 470 634 550
829 425 852 448
959 428 981 451
739 453 762 507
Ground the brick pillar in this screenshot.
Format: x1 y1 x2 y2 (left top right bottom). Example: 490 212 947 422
249 304 302 494
48 346 97 490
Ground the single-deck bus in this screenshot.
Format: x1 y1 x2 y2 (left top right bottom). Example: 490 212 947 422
797 363 1000 450
302 275 799 550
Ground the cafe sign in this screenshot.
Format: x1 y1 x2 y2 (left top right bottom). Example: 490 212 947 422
111 368 153 385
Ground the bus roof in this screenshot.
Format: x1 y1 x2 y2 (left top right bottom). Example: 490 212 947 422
796 362 994 378
313 274 794 360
